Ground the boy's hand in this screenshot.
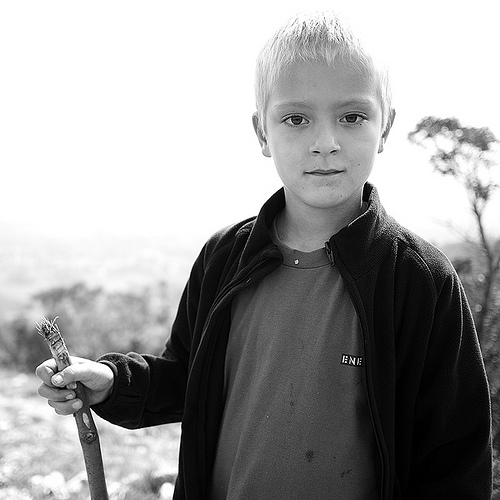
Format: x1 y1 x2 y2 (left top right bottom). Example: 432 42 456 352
36 357 114 415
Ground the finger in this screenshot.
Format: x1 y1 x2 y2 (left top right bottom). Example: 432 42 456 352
36 357 88 388
50 370 77 390
38 383 76 402
35 359 58 385
49 360 92 390
48 398 83 416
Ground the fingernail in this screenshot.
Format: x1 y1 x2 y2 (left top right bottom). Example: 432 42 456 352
66 393 75 400
52 374 63 385
72 401 82 411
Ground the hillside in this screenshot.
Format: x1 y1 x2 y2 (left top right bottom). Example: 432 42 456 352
0 232 200 322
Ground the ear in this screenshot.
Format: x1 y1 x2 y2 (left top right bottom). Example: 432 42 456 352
378 108 396 154
252 112 271 158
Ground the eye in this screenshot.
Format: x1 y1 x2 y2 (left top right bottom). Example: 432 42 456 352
340 113 366 124
283 115 310 126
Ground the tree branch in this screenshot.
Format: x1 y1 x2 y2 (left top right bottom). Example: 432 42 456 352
37 317 109 500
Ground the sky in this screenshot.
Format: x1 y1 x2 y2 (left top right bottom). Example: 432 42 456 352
1 0 499 249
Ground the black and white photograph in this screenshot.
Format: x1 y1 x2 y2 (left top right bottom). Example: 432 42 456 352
1 1 498 499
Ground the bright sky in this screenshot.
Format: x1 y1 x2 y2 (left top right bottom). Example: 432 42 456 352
1 0 499 248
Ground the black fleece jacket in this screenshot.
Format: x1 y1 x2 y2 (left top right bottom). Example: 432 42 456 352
94 183 492 499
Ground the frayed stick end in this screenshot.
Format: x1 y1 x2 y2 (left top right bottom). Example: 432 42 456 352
36 316 60 340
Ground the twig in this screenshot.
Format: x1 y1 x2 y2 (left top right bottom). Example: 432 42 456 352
37 316 109 500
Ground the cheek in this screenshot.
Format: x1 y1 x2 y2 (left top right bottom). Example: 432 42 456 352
268 125 307 147
348 132 380 158
268 135 297 162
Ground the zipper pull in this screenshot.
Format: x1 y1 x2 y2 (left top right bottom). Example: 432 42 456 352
324 241 335 266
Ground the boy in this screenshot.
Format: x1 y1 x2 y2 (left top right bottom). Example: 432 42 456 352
36 12 492 499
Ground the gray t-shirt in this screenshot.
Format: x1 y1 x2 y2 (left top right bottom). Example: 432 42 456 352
210 228 378 499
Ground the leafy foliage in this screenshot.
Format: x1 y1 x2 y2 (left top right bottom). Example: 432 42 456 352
408 116 499 340
408 116 499 218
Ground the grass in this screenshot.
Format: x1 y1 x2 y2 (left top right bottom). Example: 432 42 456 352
0 370 180 499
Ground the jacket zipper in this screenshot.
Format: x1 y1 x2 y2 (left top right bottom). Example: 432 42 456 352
195 255 280 492
202 249 281 344
324 241 335 266
328 238 388 499
351 291 387 498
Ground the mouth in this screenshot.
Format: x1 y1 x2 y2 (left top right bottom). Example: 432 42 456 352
306 169 344 176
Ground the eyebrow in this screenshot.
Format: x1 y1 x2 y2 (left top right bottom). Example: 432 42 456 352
336 98 378 109
271 101 313 110
272 97 378 111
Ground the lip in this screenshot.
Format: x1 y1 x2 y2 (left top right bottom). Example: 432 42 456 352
306 169 344 176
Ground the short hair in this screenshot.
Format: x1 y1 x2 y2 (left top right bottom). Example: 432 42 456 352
254 12 392 134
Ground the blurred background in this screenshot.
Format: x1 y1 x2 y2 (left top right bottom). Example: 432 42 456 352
0 0 499 498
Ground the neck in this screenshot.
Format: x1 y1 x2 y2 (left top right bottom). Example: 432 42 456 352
277 194 365 252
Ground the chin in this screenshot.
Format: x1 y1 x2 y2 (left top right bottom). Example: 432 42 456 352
305 190 362 212
305 196 348 211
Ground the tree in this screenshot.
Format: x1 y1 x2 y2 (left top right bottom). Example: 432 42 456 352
409 116 500 448
408 117 499 343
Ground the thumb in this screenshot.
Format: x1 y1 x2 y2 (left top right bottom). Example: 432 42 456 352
50 358 113 396
51 362 91 390
51 366 77 390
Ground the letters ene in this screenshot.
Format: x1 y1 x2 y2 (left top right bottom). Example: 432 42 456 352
341 354 363 367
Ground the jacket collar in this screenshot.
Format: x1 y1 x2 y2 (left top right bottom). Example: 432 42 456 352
236 189 285 270
237 183 397 277
330 183 398 277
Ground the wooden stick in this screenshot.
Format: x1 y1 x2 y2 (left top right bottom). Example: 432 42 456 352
37 317 109 500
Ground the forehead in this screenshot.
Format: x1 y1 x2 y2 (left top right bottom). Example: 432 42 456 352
269 58 381 110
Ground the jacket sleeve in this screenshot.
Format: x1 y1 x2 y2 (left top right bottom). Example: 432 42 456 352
91 244 207 429
408 270 492 498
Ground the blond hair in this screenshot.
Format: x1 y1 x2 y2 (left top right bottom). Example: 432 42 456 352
255 12 392 134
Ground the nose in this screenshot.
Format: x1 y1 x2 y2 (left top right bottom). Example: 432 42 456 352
309 124 340 156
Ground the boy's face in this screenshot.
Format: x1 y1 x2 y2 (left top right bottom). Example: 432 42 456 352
254 59 393 218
